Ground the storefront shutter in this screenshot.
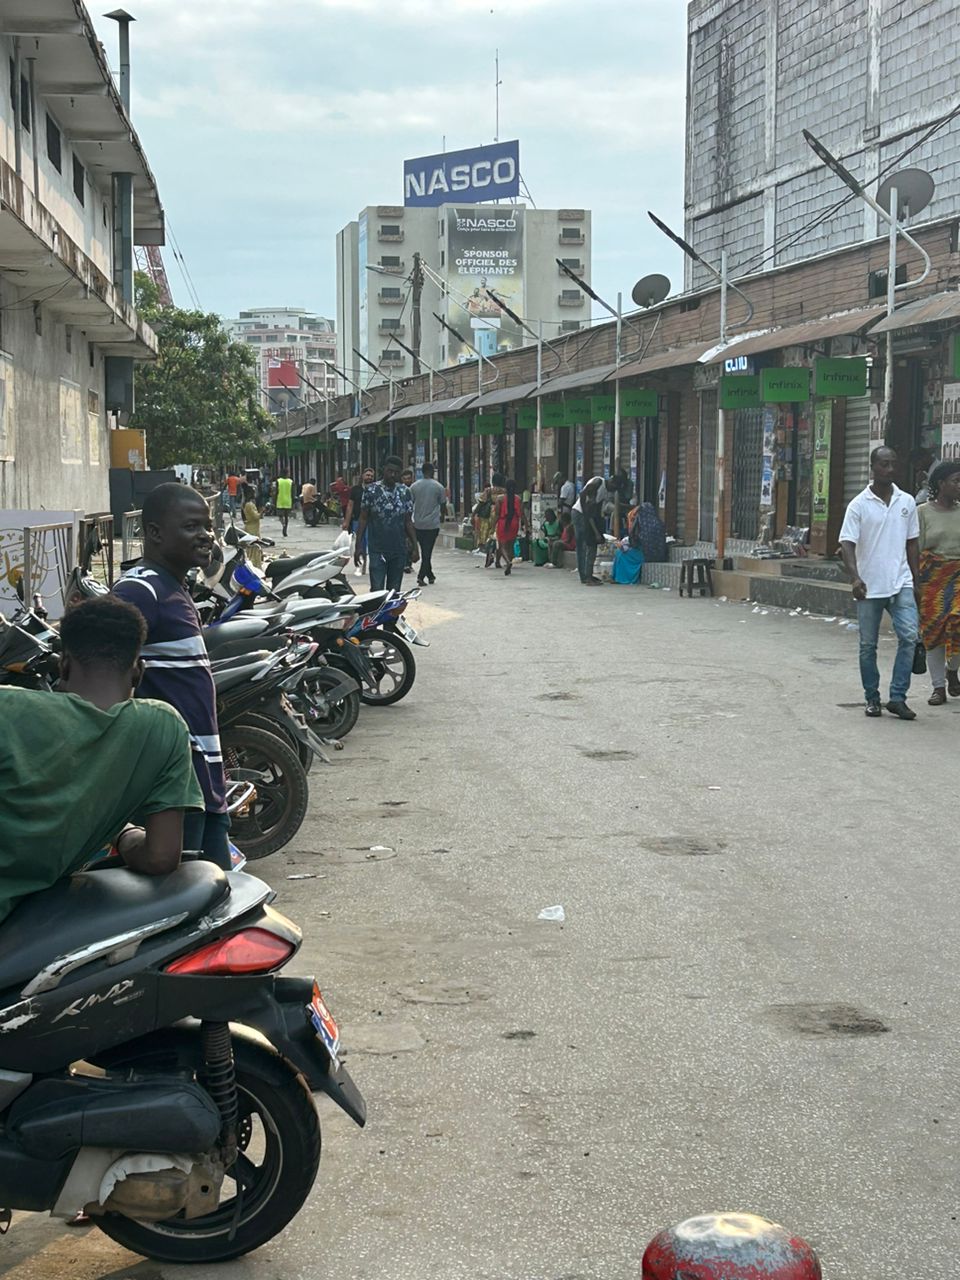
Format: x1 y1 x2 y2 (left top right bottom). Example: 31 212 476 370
843 396 872 503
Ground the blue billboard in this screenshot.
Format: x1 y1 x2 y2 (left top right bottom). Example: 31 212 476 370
403 140 520 208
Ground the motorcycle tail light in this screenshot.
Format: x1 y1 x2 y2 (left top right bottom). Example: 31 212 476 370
165 928 295 976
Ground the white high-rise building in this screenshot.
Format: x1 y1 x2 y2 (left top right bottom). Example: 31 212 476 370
227 307 337 413
336 203 592 394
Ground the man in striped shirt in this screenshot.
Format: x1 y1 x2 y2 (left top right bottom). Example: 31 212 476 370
113 483 230 869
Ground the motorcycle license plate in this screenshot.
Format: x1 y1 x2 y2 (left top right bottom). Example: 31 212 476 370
396 617 417 642
308 983 340 1066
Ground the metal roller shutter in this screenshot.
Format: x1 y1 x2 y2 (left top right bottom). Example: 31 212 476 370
843 396 872 503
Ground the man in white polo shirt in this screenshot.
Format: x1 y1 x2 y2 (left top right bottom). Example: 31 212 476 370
840 445 920 720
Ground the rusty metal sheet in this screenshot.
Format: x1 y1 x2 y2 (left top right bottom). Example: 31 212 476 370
868 290 960 333
704 307 887 363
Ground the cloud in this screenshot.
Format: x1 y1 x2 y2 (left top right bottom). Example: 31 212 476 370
94 0 688 318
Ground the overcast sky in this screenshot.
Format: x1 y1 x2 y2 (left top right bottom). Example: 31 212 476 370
92 0 688 325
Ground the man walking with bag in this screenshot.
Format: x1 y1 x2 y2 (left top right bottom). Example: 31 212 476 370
840 446 921 719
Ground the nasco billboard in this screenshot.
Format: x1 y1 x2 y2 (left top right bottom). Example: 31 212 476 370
445 206 524 363
404 140 520 208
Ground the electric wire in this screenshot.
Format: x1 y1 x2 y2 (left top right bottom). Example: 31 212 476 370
733 98 960 280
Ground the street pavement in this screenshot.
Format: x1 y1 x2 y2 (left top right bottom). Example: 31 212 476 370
5 515 960 1280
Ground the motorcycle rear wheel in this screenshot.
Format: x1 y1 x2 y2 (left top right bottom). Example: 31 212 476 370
96 1037 321 1264
298 666 360 739
358 628 416 706
221 724 309 859
235 711 313 774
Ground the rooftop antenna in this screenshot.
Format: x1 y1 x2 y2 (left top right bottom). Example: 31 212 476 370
495 49 502 142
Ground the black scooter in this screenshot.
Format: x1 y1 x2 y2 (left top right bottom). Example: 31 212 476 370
0 863 364 1263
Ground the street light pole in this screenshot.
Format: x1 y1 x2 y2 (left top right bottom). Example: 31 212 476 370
411 252 423 376
802 130 932 444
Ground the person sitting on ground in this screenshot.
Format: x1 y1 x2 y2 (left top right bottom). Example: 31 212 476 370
628 501 668 563
0 596 203 925
558 512 576 563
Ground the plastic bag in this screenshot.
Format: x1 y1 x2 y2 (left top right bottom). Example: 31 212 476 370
332 529 351 551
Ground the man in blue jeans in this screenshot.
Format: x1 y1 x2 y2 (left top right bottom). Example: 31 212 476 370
355 455 419 591
840 446 921 720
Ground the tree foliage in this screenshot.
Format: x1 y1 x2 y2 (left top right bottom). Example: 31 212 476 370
131 273 272 469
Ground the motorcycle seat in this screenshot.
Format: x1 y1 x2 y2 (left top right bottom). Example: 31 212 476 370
212 655 274 692
264 553 327 582
204 618 272 651
252 598 341 620
342 591 389 611
0 863 229 997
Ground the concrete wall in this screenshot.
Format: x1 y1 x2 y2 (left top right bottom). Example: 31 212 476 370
685 0 960 288
0 281 108 513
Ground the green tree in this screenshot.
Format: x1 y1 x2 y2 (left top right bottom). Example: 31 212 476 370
131 273 272 469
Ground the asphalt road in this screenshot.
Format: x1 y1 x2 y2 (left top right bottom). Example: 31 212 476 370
5 517 960 1280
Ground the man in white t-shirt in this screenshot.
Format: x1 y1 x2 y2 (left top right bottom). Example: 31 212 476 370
839 446 920 720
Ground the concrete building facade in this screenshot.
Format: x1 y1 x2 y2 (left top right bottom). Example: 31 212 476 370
685 0 960 289
336 202 592 395
226 307 337 414
0 0 162 515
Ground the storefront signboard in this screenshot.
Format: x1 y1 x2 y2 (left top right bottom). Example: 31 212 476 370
952 333 960 380
719 375 761 410
541 401 565 428
590 394 615 421
416 420 432 440
762 367 810 403
564 396 592 425
812 401 832 523
475 414 504 436
517 404 537 429
814 357 867 398
760 407 775 507
621 388 659 418
443 416 470 438
575 424 584 487
286 438 307 455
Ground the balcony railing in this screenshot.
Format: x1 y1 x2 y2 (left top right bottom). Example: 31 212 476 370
558 291 584 307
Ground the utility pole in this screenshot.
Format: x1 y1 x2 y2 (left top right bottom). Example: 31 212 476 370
411 252 423 376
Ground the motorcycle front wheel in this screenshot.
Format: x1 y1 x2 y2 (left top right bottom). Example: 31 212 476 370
358 628 416 706
96 1037 321 1264
221 724 309 859
298 666 360 739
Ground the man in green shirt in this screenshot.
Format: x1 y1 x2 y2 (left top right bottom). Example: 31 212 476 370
0 596 203 925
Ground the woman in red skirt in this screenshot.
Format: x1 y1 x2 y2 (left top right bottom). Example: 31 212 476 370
496 478 524 577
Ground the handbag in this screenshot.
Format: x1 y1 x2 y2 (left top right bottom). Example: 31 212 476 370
473 497 492 520
912 641 928 676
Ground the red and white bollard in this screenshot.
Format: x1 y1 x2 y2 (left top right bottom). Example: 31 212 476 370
642 1213 821 1279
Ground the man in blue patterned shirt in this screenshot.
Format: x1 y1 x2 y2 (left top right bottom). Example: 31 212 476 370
355 456 419 591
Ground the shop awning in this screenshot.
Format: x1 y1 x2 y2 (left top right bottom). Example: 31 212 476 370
361 409 393 427
534 364 617 397
392 393 478 419
301 414 348 438
704 307 886 363
473 379 540 408
613 340 718 380
868 291 960 334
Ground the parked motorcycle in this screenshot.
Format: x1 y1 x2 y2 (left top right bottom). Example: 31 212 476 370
0 861 364 1262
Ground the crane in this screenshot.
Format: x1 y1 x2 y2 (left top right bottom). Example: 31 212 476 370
134 244 174 307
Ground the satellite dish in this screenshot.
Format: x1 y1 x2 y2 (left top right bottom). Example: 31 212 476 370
876 168 935 220
632 273 671 308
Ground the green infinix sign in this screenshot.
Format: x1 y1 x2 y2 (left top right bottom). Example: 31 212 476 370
761 367 811 403
621 388 659 418
719 375 761 410
814 357 867 398
442 416 470 438
475 414 504 436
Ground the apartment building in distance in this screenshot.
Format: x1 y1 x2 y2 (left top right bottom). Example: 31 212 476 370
227 307 337 413
336 201 592 393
